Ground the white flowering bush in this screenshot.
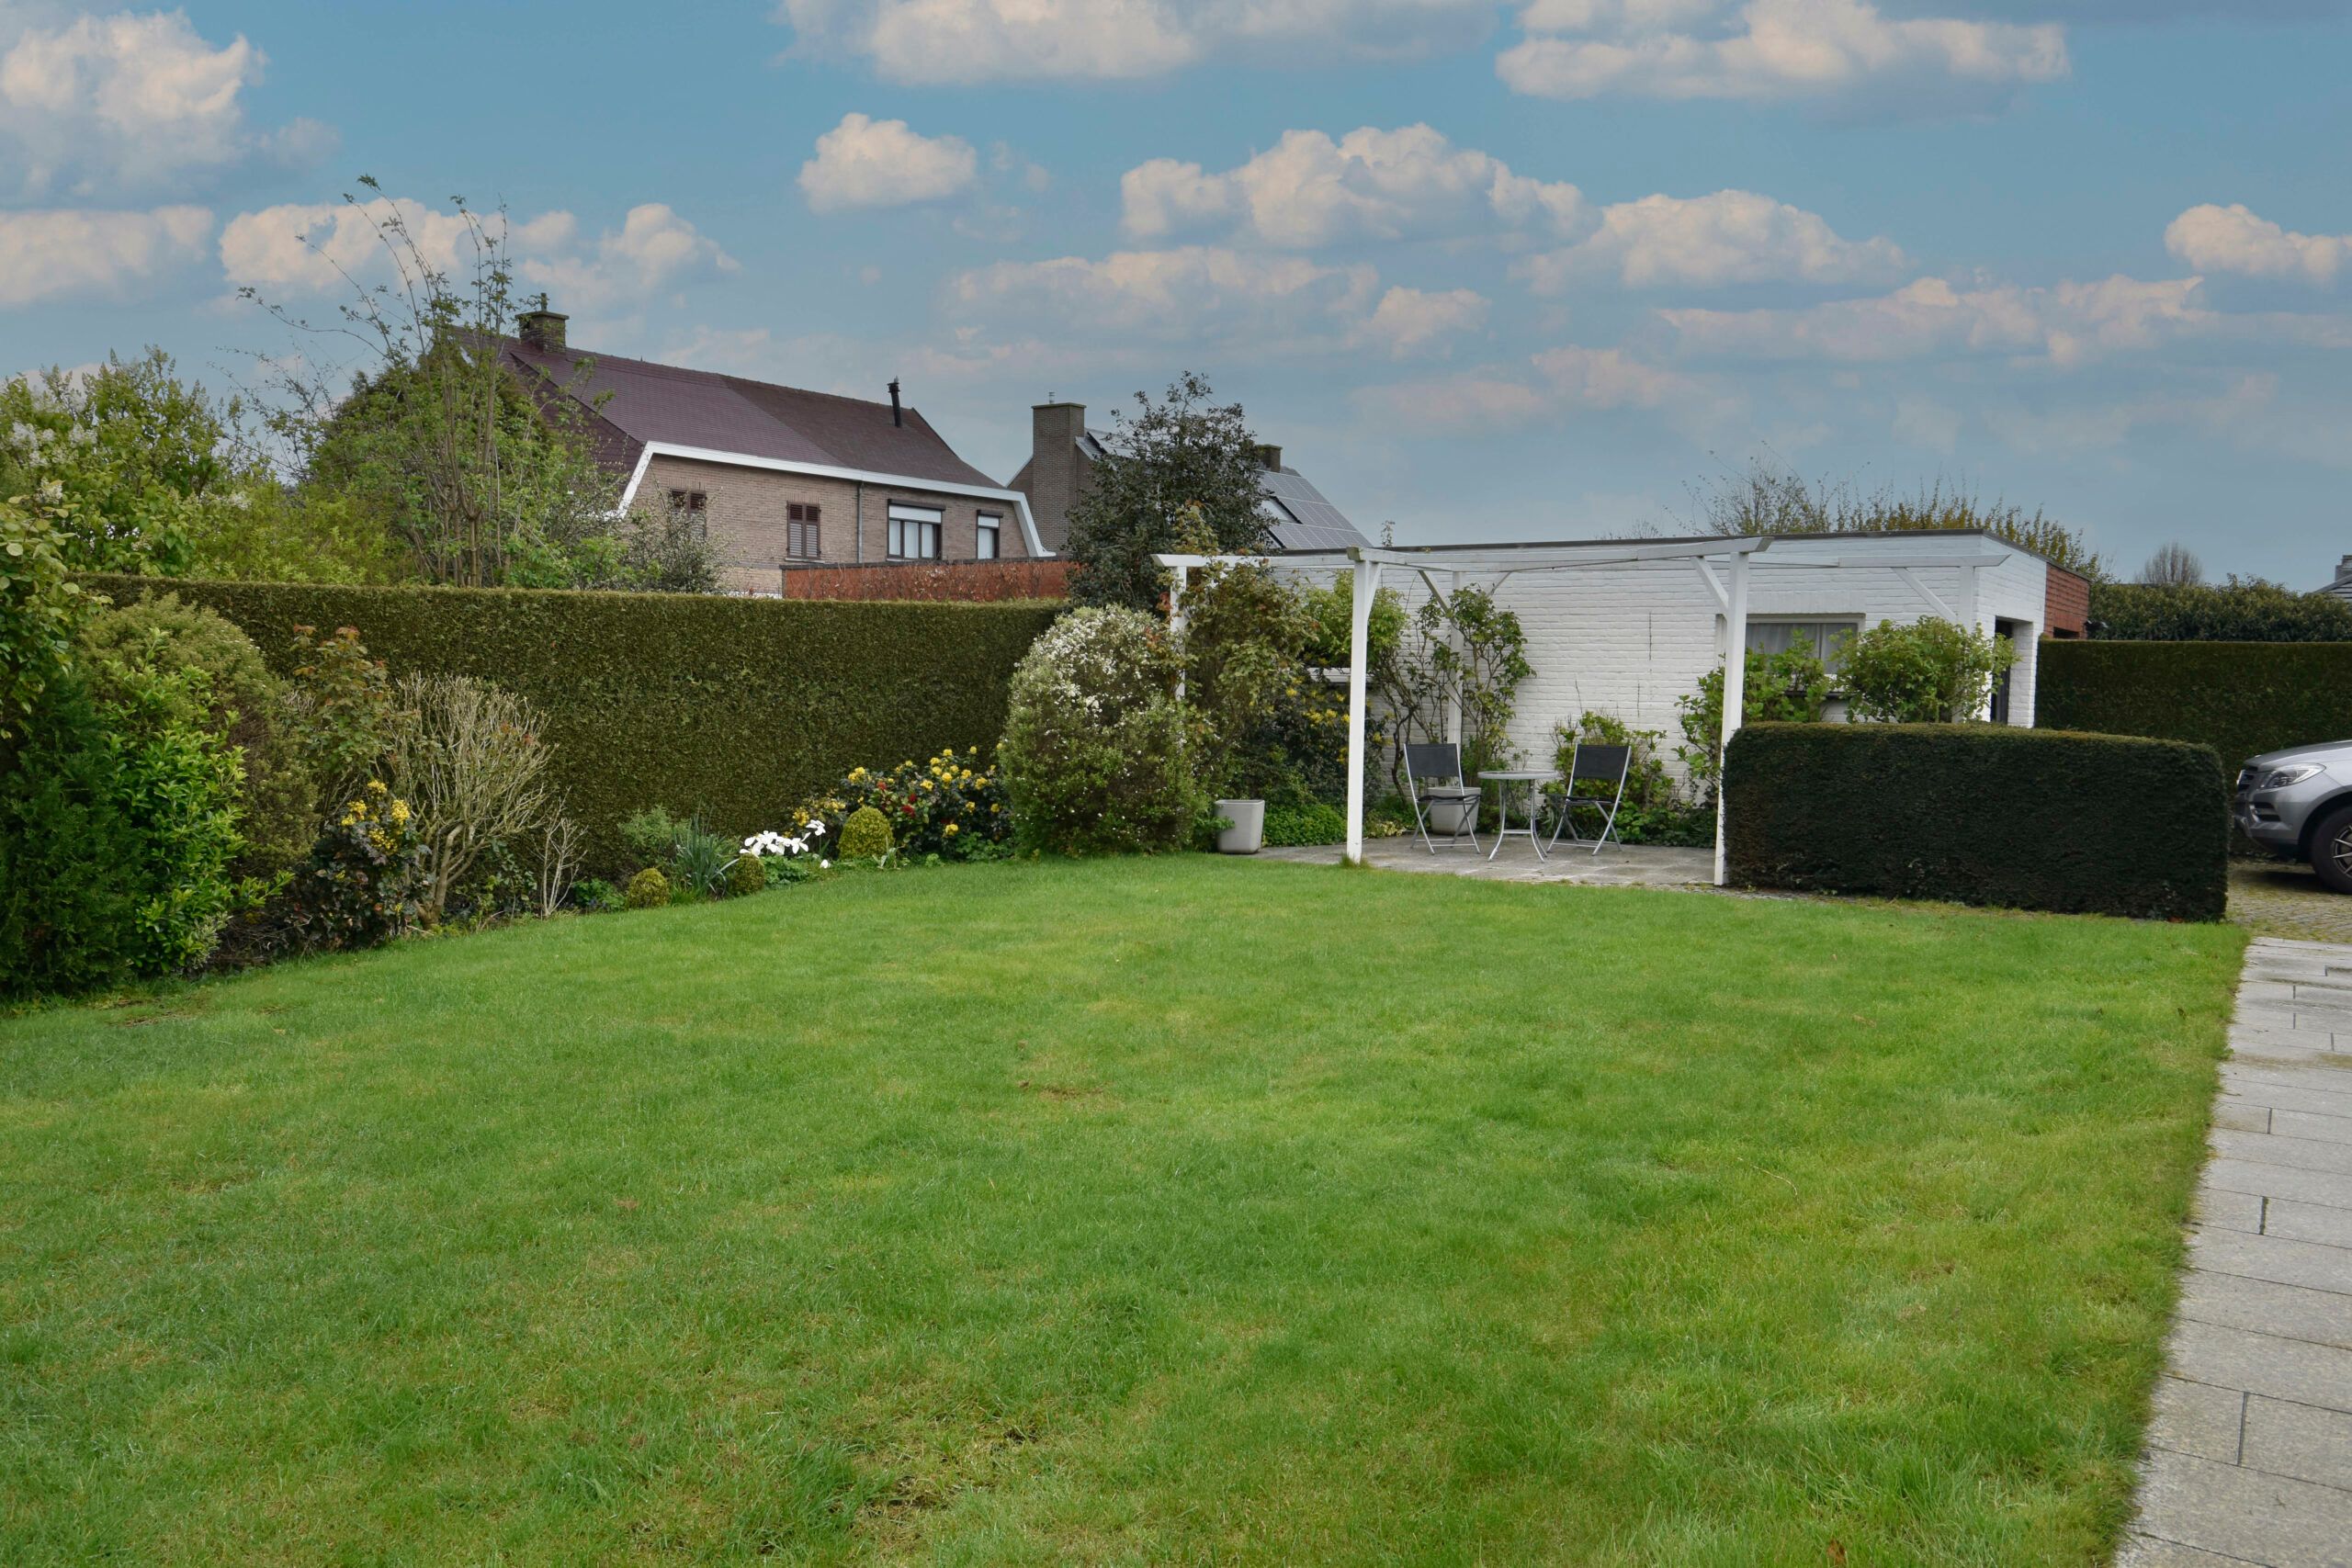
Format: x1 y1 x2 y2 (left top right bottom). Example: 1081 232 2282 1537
998 607 1202 854
741 821 828 884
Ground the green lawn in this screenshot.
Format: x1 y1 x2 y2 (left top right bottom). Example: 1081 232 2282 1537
1 859 2244 1565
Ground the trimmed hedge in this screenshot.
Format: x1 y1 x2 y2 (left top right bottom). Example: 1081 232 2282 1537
1724 722 2227 920
78 576 1059 874
2040 640 2352 778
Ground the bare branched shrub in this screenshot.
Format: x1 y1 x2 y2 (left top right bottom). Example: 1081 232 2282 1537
533 807 583 919
385 673 556 921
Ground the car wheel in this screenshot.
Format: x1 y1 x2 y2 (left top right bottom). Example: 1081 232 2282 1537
2310 804 2352 895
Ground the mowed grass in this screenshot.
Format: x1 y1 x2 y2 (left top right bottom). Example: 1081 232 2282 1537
0 858 2244 1565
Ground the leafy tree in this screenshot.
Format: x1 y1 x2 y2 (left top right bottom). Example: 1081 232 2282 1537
245 177 711 592
1178 554 1318 800
2089 578 2352 642
1067 374 1273 613
1679 455 2105 581
0 487 97 744
2133 542 2205 587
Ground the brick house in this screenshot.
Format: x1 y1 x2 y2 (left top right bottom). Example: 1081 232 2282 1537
503 306 1044 593
1009 400 1370 556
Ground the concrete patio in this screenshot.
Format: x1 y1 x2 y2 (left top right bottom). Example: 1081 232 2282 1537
1255 836 1714 888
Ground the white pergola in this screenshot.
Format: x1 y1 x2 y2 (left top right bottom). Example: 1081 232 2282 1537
1159 535 2009 886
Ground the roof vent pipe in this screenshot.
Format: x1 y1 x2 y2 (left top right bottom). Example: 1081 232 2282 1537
888 378 902 426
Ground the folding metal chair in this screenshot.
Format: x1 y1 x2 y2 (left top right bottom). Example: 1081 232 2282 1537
1403 742 1484 855
1547 742 1631 855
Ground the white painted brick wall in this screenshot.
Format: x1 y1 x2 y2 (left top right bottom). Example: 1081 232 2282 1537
1270 536 2049 784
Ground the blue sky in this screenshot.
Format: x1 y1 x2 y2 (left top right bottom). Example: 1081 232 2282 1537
4 0 2348 583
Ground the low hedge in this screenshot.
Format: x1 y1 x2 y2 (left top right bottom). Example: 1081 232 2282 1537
1724 722 2227 920
77 576 1059 873
2040 639 2352 778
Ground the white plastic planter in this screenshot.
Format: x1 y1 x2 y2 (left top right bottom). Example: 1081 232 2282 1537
1216 798 1265 854
1425 795 1477 836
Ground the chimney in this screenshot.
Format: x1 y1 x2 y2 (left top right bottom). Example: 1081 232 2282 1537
888 378 902 426
1255 443 1283 472
2338 553 2352 583
1023 401 1088 554
515 297 567 353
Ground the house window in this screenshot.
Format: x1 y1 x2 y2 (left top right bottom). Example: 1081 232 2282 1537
667 489 709 538
976 513 1001 559
888 502 942 560
1747 618 1860 674
786 502 821 560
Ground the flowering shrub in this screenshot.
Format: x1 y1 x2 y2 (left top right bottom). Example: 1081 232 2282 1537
804 750 1011 861
741 823 828 886
998 606 1201 854
279 781 423 953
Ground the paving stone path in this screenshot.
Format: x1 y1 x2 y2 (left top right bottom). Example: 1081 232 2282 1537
2117 937 2352 1567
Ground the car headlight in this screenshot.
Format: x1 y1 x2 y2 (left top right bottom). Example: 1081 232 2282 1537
2261 763 2326 788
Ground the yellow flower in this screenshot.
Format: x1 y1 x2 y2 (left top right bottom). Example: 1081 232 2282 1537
944 823 959 835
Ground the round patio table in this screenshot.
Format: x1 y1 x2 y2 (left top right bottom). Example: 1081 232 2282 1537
1476 769 1562 862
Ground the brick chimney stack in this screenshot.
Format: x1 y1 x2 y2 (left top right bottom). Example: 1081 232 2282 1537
1027 401 1088 553
516 298 567 353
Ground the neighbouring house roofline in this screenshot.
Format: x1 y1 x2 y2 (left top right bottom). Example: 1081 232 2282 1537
619 441 1049 558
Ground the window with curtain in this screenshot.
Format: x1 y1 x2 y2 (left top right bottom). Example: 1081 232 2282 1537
887 502 942 560
1746 618 1860 673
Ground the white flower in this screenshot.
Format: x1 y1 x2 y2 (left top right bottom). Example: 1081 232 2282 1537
36 479 63 503
820 859 831 869
807 820 827 836
65 424 95 447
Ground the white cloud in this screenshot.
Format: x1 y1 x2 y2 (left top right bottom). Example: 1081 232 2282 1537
2165 203 2348 287
945 245 1380 348
1359 340 1726 432
1122 124 1583 246
1891 393 1961 452
798 112 979 213
776 0 1496 83
1351 286 1490 355
1498 0 2069 112
0 204 209 305
220 197 734 312
1515 188 1905 288
0 7 324 195
1659 273 2212 367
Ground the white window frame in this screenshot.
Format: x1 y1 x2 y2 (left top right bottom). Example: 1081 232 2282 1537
976 513 1001 560
888 502 943 560
1746 615 1861 673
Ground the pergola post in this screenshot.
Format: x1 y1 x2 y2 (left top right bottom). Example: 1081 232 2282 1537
1169 563 1191 704
1344 554 1382 865
1713 549 1750 887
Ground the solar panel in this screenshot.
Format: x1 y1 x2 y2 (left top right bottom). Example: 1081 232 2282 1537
1259 468 1367 552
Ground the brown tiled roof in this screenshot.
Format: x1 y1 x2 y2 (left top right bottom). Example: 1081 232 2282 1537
502 339 1002 491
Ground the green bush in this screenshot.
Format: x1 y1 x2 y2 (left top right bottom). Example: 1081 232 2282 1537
726 852 766 898
79 592 316 889
1675 645 1830 797
1261 802 1348 846
1838 618 2014 724
0 665 246 997
2089 580 2352 642
624 867 670 909
838 806 893 861
999 607 1202 854
75 575 1057 874
1555 712 1713 847
1724 722 2226 920
2040 641 2352 779
277 780 423 952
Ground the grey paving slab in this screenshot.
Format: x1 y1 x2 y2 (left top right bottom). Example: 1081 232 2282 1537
2189 1224 2352 1296
2242 1395 2352 1492
2121 938 2352 1566
2178 1271 2352 1351
2127 1449 2352 1566
2204 1157 2352 1213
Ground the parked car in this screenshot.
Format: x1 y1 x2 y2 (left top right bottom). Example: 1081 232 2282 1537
2236 740 2352 893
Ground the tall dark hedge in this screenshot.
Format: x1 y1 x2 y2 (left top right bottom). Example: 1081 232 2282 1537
78 576 1059 874
2041 640 2352 777
2088 581 2352 642
1724 722 2227 920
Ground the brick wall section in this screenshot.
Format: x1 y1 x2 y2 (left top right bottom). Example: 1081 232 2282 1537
775 559 1075 602
2044 563 2090 637
639 454 1033 594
